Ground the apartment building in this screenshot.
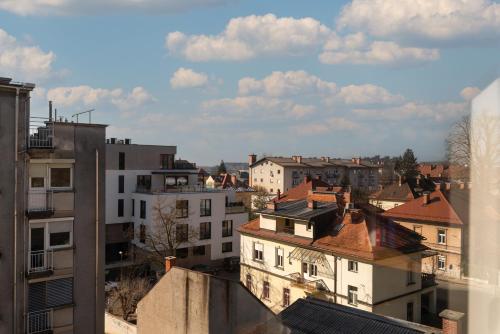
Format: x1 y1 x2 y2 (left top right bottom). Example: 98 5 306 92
105 141 248 272
0 78 106 334
248 154 382 195
238 191 436 323
383 188 469 280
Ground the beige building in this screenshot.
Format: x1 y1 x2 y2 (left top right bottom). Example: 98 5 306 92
383 189 469 280
248 155 382 195
238 192 437 324
0 78 106 334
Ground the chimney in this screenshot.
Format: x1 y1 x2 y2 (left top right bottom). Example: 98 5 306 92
49 101 53 121
267 201 278 211
304 175 311 183
422 192 430 205
110 138 116 144
307 200 318 209
316 175 322 181
435 182 442 191
439 309 465 334
125 138 131 145
248 154 257 165
276 188 281 200
459 182 465 189
231 174 238 186
445 182 451 190
165 256 176 273
296 155 303 164
352 157 360 165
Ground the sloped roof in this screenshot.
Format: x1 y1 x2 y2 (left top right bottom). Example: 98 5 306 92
260 200 338 221
280 297 439 334
382 190 466 225
369 178 435 202
275 178 336 203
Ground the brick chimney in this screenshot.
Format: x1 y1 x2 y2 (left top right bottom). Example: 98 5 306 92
165 256 176 273
304 175 311 183
422 192 430 205
276 188 281 200
296 155 303 164
439 309 465 334
248 154 257 165
351 157 361 165
445 182 451 190
307 200 318 209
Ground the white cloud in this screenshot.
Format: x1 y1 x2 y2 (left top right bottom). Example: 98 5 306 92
334 84 405 105
353 101 467 121
166 14 332 61
46 85 154 111
461 86 481 101
294 117 361 135
337 0 500 43
0 0 229 16
170 67 208 89
0 28 56 81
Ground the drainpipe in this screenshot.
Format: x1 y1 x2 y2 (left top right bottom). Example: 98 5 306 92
95 149 99 333
333 255 338 304
13 87 20 334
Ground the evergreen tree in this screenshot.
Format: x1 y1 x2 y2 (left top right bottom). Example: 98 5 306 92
394 149 419 179
217 160 227 174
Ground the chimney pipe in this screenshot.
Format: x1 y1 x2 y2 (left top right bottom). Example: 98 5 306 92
439 309 465 334
267 201 277 211
49 101 53 121
277 188 281 200
231 174 237 186
422 192 430 205
248 154 257 166
165 256 176 273
307 200 318 209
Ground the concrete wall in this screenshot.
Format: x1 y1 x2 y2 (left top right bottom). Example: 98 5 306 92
106 143 176 170
105 312 137 334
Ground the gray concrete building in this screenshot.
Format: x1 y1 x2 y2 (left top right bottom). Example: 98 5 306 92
0 77 107 334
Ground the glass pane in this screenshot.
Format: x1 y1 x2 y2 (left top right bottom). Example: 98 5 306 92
30 228 45 251
50 168 71 188
31 177 45 188
50 232 70 247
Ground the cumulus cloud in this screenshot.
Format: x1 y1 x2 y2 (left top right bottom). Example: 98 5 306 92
0 0 229 16
334 84 405 105
0 28 56 81
294 117 362 135
166 14 332 61
47 85 154 111
353 101 467 121
170 67 208 89
460 86 481 101
337 0 500 43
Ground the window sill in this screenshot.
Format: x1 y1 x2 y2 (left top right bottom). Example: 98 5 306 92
253 259 264 263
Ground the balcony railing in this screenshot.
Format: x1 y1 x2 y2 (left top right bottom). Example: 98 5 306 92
421 273 436 288
277 225 295 235
289 273 329 292
28 250 53 274
138 185 223 194
27 309 53 334
225 203 246 214
29 118 53 149
28 191 54 213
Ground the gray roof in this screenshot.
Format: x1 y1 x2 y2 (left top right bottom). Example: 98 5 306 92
252 156 380 169
280 298 438 334
260 200 337 221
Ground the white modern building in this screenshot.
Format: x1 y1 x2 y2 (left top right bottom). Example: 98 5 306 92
105 140 248 274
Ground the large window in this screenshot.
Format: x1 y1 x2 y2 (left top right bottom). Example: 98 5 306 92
176 224 189 242
119 152 125 170
438 229 447 244
438 255 446 270
176 200 189 218
118 199 124 217
276 248 284 268
253 242 264 261
200 199 212 216
137 175 152 192
118 175 125 193
222 220 233 237
193 245 206 256
50 167 71 188
348 286 358 306
222 242 232 253
140 200 146 219
131 199 135 217
199 222 211 240
263 281 270 299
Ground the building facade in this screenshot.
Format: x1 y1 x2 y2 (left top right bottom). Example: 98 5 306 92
248 155 381 195
239 193 436 323
0 78 106 334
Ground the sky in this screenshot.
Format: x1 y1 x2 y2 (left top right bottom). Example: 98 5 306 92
1 0 499 165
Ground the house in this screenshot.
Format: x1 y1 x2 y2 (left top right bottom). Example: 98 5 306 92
280 297 442 334
105 141 249 272
136 258 289 334
238 190 437 323
369 177 436 211
0 78 107 334
382 188 469 280
418 164 469 182
273 175 343 203
248 154 381 195
206 174 225 188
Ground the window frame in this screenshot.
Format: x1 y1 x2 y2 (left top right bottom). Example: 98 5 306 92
140 200 146 219
283 288 290 307
49 166 73 190
176 224 189 243
119 152 125 170
253 242 264 261
199 222 211 240
348 285 358 306
437 229 447 245
200 199 212 217
222 220 233 237
30 219 74 251
438 255 446 270
275 248 284 269
263 281 270 299
222 241 232 253
348 260 358 273
118 175 125 193
176 200 189 218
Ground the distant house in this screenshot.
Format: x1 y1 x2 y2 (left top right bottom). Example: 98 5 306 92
280 297 442 334
383 188 469 280
418 164 469 182
136 260 289 334
369 177 435 211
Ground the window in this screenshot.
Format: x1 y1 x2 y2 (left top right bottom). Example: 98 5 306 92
49 221 72 248
407 302 414 322
160 154 174 169
176 248 188 258
139 224 146 243
438 255 446 270
348 260 358 273
176 200 189 218
276 248 284 268
199 222 211 240
348 286 358 305
193 245 206 256
119 152 125 170
28 278 73 312
222 220 233 237
30 177 44 188
176 224 189 242
302 262 308 274
140 200 146 219
200 199 212 216
222 242 232 253
50 167 71 188
263 281 270 299
438 229 446 244
131 199 135 216
246 274 252 289
50 232 70 248
309 263 318 276
407 264 415 285
253 243 264 261
283 288 290 307
118 199 124 217
118 175 125 193
137 175 151 192
277 170 281 174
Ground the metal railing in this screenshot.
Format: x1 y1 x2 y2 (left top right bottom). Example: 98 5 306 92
28 191 54 213
289 273 329 292
29 117 53 149
143 185 223 194
225 205 246 214
28 250 54 274
27 309 53 334
421 273 436 288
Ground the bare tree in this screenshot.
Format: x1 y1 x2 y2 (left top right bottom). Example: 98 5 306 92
108 275 151 321
252 186 271 211
141 196 198 268
446 115 471 166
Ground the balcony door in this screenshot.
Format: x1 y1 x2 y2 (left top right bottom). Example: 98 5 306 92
30 226 46 271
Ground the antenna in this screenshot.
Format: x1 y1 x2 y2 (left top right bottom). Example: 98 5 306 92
71 109 95 124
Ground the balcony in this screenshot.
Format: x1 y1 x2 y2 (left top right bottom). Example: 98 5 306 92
27 309 53 334
422 273 437 288
137 185 222 194
225 202 246 214
28 250 54 277
29 118 53 149
289 273 329 293
27 191 54 219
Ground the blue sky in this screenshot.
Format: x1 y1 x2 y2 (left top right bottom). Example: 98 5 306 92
1 0 499 164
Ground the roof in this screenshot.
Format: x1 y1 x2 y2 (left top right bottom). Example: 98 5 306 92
275 177 339 203
382 189 468 225
260 199 338 221
250 156 381 169
280 297 440 334
369 178 435 202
